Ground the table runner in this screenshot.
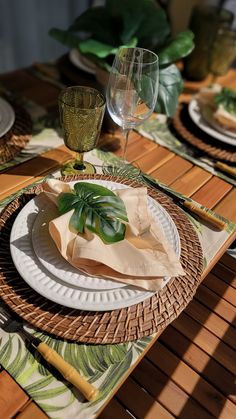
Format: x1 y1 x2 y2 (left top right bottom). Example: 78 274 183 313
136 114 236 186
0 148 235 418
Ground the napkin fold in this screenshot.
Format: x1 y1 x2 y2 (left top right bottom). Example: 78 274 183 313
42 179 185 291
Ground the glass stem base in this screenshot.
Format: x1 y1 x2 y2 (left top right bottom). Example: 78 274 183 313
61 153 96 175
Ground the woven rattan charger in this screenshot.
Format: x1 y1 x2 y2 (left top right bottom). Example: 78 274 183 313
0 174 203 344
172 103 236 163
0 101 32 165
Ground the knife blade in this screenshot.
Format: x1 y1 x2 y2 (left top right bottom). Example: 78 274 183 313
141 174 227 231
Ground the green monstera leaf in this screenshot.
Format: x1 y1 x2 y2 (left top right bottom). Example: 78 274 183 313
49 0 194 117
155 64 183 117
48 28 81 49
158 30 195 66
58 182 128 244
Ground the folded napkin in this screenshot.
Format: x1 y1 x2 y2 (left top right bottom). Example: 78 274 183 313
42 179 185 291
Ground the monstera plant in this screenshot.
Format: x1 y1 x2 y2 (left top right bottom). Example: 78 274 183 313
49 0 194 117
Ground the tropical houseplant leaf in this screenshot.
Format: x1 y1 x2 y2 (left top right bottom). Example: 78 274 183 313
158 30 195 66
58 182 128 243
155 64 183 117
49 0 195 117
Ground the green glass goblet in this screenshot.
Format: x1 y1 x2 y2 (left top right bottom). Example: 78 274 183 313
208 28 236 83
58 86 105 175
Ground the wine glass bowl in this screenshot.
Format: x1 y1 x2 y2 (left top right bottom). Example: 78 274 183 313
106 47 159 161
58 86 105 174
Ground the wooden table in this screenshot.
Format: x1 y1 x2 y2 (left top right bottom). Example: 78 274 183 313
0 61 235 419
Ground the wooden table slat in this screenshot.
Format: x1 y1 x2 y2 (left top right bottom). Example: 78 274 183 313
160 325 236 404
203 272 236 307
170 166 212 196
185 299 236 350
195 284 235 325
116 374 176 419
173 312 236 375
15 401 48 419
131 358 213 418
191 177 233 209
150 155 193 185
134 147 174 174
0 371 29 419
213 188 236 222
99 397 134 419
212 264 236 290
146 341 236 418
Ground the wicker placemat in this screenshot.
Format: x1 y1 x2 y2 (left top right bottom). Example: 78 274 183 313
172 103 236 163
0 102 32 164
0 174 203 344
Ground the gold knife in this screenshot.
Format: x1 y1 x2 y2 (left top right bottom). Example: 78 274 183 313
141 174 227 231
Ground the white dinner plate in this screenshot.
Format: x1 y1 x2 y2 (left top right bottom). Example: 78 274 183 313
188 99 236 146
0 97 15 137
10 179 181 311
69 49 97 75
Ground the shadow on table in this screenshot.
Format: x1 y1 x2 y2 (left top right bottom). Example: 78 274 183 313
107 257 236 418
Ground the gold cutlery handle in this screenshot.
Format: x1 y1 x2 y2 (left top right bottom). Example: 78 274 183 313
37 342 98 401
215 161 236 179
183 201 227 230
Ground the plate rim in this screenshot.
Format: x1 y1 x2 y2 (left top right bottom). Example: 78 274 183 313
0 97 15 137
69 49 97 75
188 98 236 146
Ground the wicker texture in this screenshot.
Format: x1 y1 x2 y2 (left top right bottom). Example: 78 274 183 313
0 174 203 344
0 103 32 164
172 104 236 163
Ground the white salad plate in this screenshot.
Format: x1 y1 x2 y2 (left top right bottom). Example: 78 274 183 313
10 179 180 311
188 99 236 146
69 49 97 75
0 97 15 137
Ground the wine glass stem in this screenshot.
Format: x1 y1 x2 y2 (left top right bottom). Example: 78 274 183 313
122 129 130 161
74 152 86 170
209 73 218 84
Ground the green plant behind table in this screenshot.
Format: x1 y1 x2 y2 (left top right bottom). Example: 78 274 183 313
49 0 194 117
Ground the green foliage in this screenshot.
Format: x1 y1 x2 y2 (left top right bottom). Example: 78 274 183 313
155 64 184 116
49 0 194 117
58 182 128 243
215 87 236 115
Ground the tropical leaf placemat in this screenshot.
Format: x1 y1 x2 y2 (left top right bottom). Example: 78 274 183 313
136 114 236 186
0 92 64 173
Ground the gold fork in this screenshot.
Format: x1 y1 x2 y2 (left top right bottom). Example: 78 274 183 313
0 307 98 401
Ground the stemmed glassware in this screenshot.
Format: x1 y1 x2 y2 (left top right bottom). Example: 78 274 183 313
58 86 105 174
106 47 159 163
208 28 236 84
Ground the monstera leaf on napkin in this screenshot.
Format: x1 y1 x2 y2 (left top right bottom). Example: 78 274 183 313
58 182 128 244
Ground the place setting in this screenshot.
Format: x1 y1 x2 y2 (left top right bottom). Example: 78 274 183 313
171 86 236 166
0 48 204 345
0 94 32 165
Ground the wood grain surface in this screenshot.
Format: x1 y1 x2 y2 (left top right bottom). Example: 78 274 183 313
0 62 235 419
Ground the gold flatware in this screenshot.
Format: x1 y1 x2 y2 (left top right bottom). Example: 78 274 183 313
141 174 227 230
0 307 98 401
214 161 236 178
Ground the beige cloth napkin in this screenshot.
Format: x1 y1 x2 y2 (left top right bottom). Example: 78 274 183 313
42 179 185 291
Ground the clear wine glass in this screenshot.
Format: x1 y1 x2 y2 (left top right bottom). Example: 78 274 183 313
58 86 105 175
106 47 159 163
